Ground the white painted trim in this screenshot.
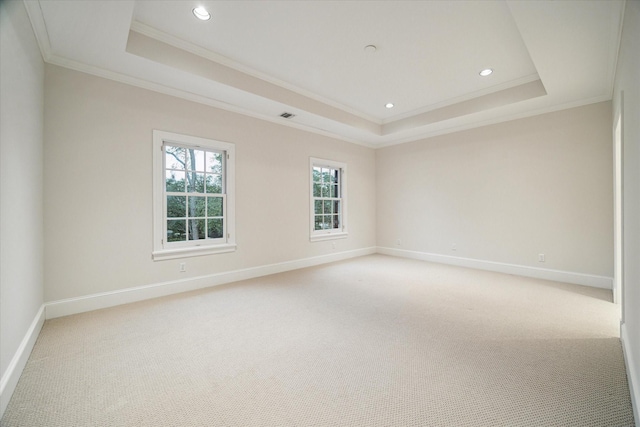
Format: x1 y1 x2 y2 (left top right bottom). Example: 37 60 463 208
152 130 236 261
607 0 626 100
382 73 541 124
45 53 372 148
376 247 613 289
22 0 373 149
129 21 381 125
45 247 376 319
0 305 45 418
152 244 237 261
621 323 640 425
22 0 619 151
22 0 51 62
310 233 348 242
373 95 613 149
309 157 348 241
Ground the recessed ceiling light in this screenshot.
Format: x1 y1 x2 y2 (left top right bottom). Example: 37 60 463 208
479 68 493 77
364 45 377 53
385 103 395 109
192 7 211 21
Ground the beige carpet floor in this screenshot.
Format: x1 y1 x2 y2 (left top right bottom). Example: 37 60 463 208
1 255 635 426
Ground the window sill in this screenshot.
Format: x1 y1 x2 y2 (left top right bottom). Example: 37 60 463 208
310 232 348 242
152 243 237 261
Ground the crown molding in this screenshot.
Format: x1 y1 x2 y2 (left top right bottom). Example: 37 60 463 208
130 21 381 125
22 0 375 148
47 53 375 148
22 0 617 151
383 73 541 124
608 0 627 100
374 94 612 149
23 0 51 62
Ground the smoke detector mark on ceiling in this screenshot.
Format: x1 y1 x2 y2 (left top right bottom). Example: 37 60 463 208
280 112 296 119
192 7 211 21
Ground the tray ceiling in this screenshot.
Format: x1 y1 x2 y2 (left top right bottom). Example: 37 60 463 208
25 0 624 147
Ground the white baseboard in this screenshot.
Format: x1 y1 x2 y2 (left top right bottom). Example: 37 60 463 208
376 247 613 289
45 247 376 319
621 323 640 426
0 304 45 419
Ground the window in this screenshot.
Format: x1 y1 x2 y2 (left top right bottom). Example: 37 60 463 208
310 157 347 241
153 130 235 260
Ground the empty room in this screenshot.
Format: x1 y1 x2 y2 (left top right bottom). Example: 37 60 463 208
1 0 639 426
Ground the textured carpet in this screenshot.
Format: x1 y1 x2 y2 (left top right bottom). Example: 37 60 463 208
1 255 635 426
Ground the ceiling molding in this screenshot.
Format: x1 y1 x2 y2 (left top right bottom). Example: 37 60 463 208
382 79 546 135
44 53 374 148
374 94 613 149
33 50 616 152
382 73 541 124
36 50 616 151
126 28 382 136
130 20 382 125
608 0 627 99
22 0 624 150
23 0 51 62
126 27 554 143
22 0 374 148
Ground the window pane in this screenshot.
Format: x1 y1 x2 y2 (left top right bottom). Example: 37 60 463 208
323 200 331 214
188 219 206 240
185 149 205 171
167 220 186 242
165 146 185 170
323 215 332 230
166 196 186 218
186 172 205 193
332 215 340 229
313 167 322 183
208 218 223 239
157 132 235 255
331 184 339 198
333 200 340 214
314 215 323 231
322 183 332 197
322 168 331 184
314 200 322 215
313 183 321 197
331 170 339 184
208 197 223 217
166 171 185 192
207 152 223 174
188 196 206 217
206 174 222 194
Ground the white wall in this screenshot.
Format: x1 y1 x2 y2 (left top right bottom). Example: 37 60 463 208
43 65 376 302
376 102 614 279
613 0 640 421
1 0 633 418
0 0 45 415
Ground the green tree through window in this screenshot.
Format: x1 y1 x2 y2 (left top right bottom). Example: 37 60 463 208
164 145 225 243
310 157 347 242
153 130 235 261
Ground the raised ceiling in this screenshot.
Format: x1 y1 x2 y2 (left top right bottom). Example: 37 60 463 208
24 0 624 147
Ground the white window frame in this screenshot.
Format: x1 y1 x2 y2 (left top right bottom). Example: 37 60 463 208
152 130 236 261
310 157 348 242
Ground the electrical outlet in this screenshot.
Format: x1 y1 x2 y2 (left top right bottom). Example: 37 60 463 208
538 254 545 262
452 243 457 251
179 262 186 272
396 239 401 246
